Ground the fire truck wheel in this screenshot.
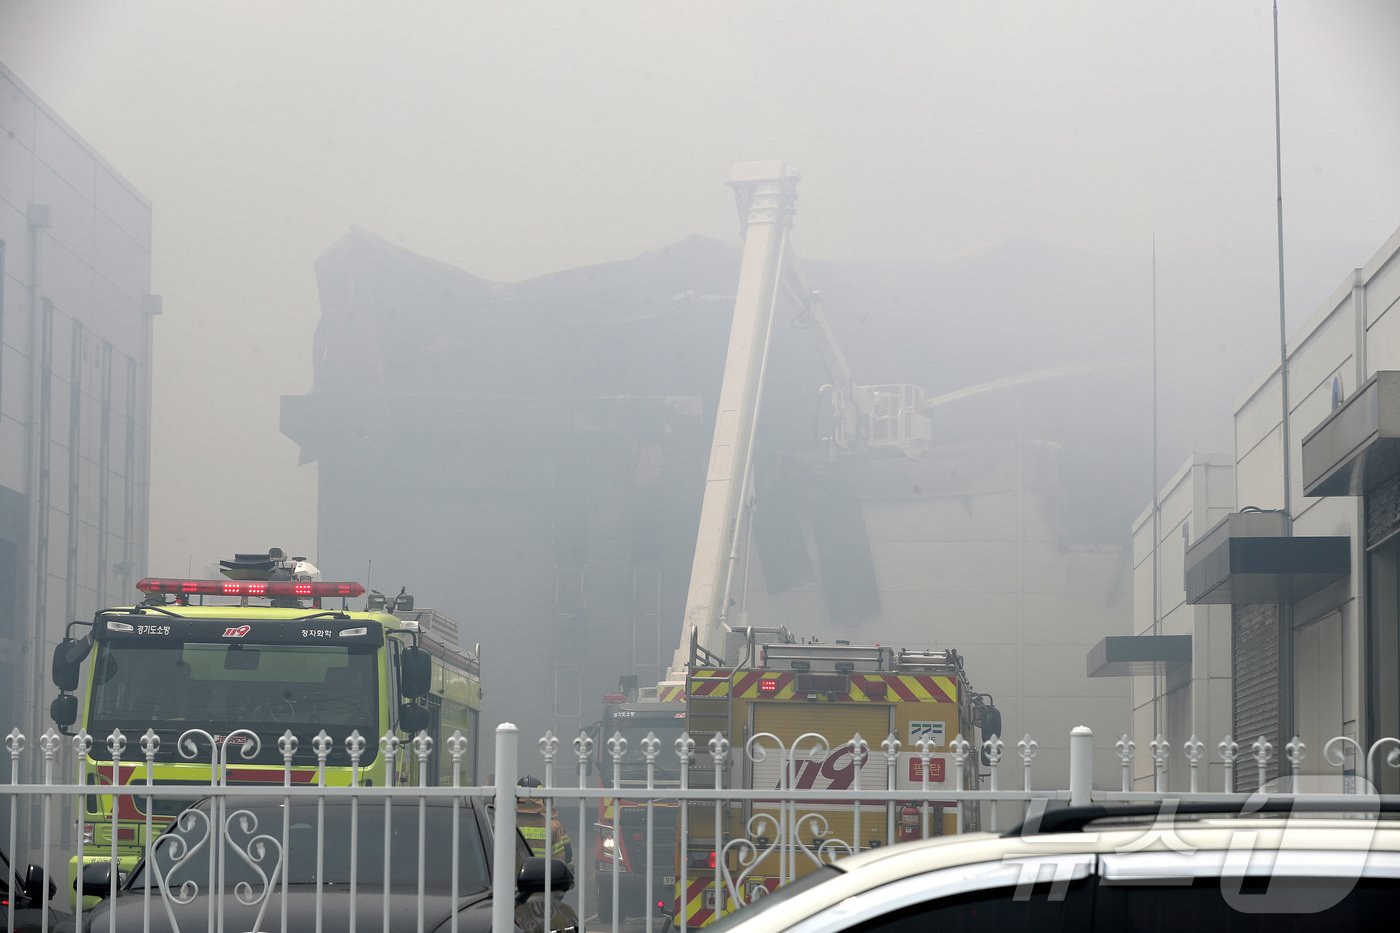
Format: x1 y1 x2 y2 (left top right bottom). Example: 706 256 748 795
594 882 614 924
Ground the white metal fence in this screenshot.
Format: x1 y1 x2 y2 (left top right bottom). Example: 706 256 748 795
1 722 1393 933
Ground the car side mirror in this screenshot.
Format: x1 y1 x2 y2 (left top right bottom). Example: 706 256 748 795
22 864 55 903
516 856 574 904
79 861 116 899
399 646 431 699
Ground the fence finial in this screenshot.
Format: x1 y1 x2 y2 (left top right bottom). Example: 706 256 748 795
1116 734 1135 791
1183 735 1205 793
1285 736 1305 783
1252 734 1275 789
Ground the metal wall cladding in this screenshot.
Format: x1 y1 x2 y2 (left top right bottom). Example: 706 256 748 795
1232 602 1281 792
1366 471 1400 551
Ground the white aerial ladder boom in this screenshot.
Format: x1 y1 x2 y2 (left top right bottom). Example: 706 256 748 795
663 161 932 683
665 161 798 679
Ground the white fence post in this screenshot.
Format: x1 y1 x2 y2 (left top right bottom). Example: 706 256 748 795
1253 735 1274 791
1116 734 1135 792
1069 726 1092 807
493 723 519 933
1221 736 1238 793
1285 736 1305 790
1184 735 1204 793
1151 735 1170 793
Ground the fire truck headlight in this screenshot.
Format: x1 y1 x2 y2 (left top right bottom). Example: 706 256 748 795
82 823 95 845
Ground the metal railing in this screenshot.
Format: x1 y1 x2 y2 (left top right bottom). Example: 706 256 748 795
1 722 1392 933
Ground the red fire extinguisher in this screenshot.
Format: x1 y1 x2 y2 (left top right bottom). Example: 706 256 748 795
898 803 921 842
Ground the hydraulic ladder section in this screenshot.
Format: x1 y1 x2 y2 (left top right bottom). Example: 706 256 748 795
667 161 801 680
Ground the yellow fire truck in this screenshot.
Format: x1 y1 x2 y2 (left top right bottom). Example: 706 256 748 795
48 548 483 902
677 635 997 925
649 164 999 926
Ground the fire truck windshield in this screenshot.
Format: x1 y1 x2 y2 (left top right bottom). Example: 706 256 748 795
605 715 687 774
86 641 378 761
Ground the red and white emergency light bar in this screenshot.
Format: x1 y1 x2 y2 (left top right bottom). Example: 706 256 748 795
136 578 366 598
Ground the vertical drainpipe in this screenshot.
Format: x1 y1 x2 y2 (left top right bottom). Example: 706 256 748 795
65 320 83 629
1352 269 1370 780
96 341 112 608
23 203 49 743
138 294 161 582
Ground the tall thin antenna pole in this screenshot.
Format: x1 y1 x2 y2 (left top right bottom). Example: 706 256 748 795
1273 0 1293 531
1272 0 1296 769
1152 235 1161 738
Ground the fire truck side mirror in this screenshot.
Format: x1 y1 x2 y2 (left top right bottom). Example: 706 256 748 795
399 702 429 733
51 693 78 728
978 705 1002 740
51 636 90 692
976 704 1002 768
399 646 431 699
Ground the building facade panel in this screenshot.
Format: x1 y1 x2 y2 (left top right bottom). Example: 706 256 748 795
1122 455 1236 788
1364 247 1400 327
1293 610 1345 748
0 416 23 490
90 278 140 359
1234 425 1284 511
1200 604 1232 679
1290 367 1352 516
34 161 96 266
1235 373 1284 459
0 248 32 352
95 164 151 245
1155 524 1187 620
0 71 35 147
1366 294 1400 373
0 341 24 414
1131 564 1154 636
94 210 152 305
862 490 1042 543
1018 642 1128 697
0 64 153 759
1287 296 1356 403
0 131 32 210
79 454 101 525
866 539 1022 593
873 590 1022 643
1132 227 1400 794
33 108 95 202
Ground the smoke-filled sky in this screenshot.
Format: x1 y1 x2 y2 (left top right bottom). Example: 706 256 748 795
1 0 1397 576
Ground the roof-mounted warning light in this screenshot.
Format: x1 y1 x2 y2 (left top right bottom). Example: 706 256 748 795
136 579 365 599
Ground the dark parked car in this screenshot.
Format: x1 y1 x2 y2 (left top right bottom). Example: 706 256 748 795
1 846 69 933
57 795 579 932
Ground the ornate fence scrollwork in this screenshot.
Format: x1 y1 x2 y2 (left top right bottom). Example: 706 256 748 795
143 728 284 933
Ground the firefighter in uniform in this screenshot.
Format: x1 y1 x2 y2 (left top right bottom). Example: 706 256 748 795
517 775 574 870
